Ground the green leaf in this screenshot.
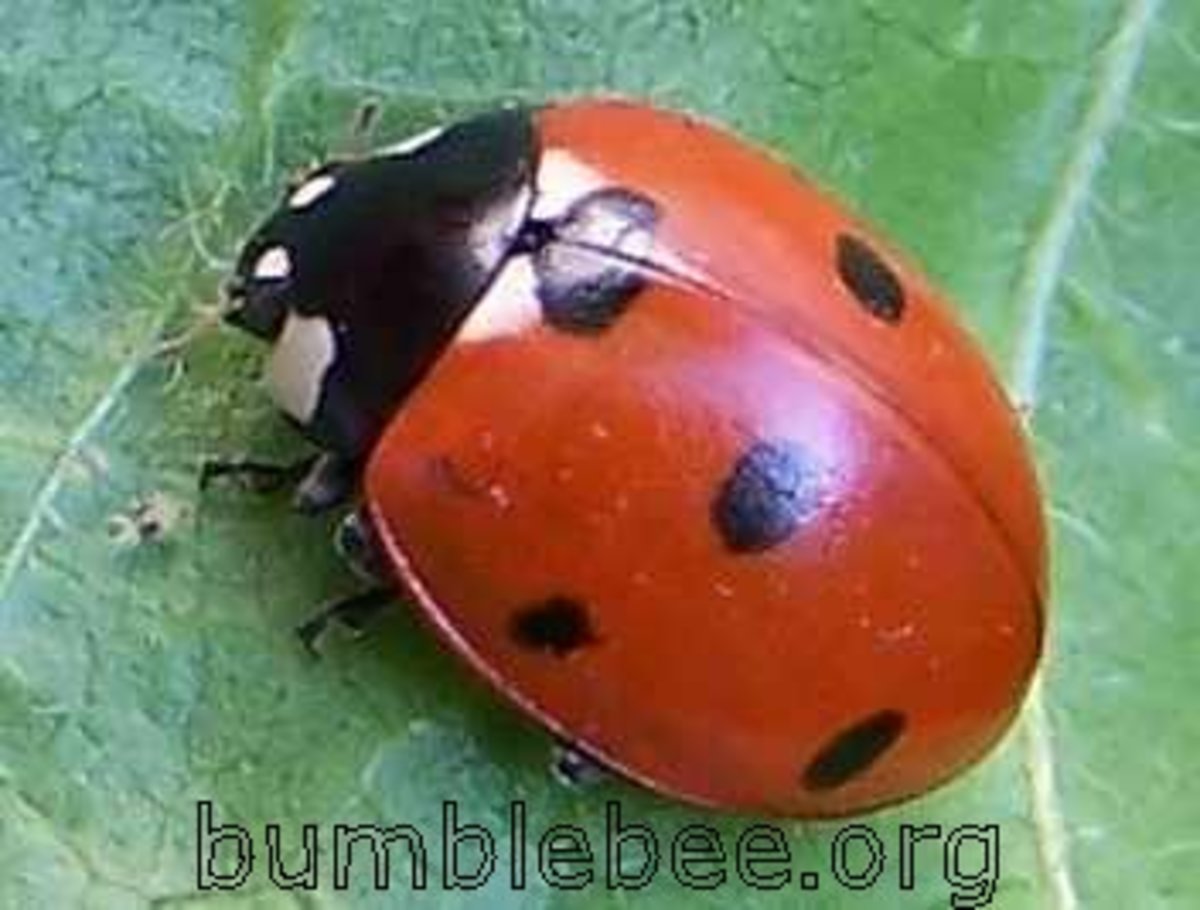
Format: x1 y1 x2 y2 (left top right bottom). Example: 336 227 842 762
1 1 1195 907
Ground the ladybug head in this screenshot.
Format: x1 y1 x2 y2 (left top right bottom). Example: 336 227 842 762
223 108 535 458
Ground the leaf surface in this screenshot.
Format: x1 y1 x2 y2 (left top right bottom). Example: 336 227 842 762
1 2 1195 907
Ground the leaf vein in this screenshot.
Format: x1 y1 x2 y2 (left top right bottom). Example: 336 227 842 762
1007 0 1161 409
1009 2 1161 909
0 357 144 604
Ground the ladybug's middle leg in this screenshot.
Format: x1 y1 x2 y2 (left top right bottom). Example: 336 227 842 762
294 507 396 654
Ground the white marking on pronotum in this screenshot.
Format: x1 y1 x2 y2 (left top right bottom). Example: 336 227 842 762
531 149 607 221
467 185 532 270
288 173 337 210
457 256 541 343
265 312 337 422
377 125 447 158
253 246 292 281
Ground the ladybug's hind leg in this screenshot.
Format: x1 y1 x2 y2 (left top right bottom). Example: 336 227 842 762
334 508 390 583
552 741 613 789
296 587 394 656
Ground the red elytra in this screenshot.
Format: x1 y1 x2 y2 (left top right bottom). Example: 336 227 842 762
225 99 1046 817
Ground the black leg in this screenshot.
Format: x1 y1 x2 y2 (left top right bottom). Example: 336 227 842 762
292 453 361 514
334 508 389 582
200 452 360 514
296 587 393 656
199 456 316 494
552 741 612 789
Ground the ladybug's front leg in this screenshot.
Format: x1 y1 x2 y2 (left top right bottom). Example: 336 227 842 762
200 452 360 514
199 454 315 494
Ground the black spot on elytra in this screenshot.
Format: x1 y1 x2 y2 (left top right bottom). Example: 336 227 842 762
711 440 824 553
836 233 905 323
533 187 659 334
803 710 906 791
510 597 597 656
537 249 647 333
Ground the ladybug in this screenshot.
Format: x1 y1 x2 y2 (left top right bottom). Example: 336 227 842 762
216 99 1046 817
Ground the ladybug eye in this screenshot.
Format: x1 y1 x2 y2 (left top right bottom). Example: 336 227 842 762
223 244 293 339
